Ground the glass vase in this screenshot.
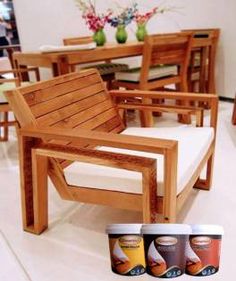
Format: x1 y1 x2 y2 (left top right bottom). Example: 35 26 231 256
93 29 106 46
136 23 148 42
115 25 128 44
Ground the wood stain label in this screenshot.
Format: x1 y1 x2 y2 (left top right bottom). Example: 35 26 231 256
108 234 146 276
186 235 222 276
144 234 188 278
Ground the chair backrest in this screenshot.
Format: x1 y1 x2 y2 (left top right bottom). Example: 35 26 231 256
63 36 94 46
139 32 193 89
182 28 220 39
182 28 220 93
5 69 125 147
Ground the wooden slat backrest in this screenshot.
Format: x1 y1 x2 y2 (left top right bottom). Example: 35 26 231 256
140 33 193 85
63 36 93 46
5 70 125 147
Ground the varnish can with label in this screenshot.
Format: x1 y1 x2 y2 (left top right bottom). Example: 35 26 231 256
186 225 224 277
142 224 191 278
106 224 146 276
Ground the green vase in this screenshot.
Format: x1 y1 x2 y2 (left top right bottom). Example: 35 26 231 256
93 29 106 46
115 25 128 44
136 24 148 42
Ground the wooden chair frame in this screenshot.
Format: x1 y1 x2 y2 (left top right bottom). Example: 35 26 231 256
182 28 220 94
4 70 218 235
114 32 193 126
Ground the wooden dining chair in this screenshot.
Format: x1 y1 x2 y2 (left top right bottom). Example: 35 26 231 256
0 67 40 141
182 29 220 94
63 36 128 89
113 32 193 126
4 70 218 235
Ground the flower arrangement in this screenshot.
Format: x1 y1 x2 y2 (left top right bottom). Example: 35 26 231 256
134 5 171 41
134 7 159 25
108 3 138 28
75 0 112 32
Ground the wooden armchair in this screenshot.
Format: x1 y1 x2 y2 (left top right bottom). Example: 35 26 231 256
4 70 218 235
113 33 193 126
0 67 40 141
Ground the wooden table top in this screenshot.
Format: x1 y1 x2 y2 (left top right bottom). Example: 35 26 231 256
13 37 213 67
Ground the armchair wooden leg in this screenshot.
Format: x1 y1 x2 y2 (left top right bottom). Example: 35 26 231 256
162 147 178 223
32 150 48 234
142 164 157 223
3 112 9 141
195 154 214 190
0 112 9 141
19 136 48 234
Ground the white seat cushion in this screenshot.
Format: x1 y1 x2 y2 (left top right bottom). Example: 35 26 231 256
64 126 214 196
115 65 178 82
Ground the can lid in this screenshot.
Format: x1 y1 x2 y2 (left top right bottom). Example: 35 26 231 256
106 224 142 234
191 224 224 235
141 224 192 235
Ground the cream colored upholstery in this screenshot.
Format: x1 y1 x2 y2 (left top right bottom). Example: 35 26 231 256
115 65 178 82
65 126 214 196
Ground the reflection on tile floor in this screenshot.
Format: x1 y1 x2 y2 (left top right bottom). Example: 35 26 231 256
0 101 235 280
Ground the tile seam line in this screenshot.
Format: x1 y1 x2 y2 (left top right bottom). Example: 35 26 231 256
0 229 32 281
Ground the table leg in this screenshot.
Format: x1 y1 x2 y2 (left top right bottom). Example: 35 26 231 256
232 95 236 125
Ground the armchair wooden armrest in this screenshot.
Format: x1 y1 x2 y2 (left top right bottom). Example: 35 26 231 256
110 90 218 129
0 77 19 84
0 67 40 82
110 90 218 102
20 125 177 155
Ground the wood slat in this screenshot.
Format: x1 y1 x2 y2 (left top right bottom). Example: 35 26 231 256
151 49 186 65
52 99 114 129
75 108 118 130
37 91 108 126
31 82 105 118
24 73 101 106
95 116 125 133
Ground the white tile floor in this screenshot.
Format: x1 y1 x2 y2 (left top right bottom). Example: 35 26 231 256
0 101 235 281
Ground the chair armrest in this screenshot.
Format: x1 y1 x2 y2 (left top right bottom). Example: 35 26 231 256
0 68 40 82
110 90 218 102
0 77 19 83
20 125 177 155
110 90 218 130
35 143 157 172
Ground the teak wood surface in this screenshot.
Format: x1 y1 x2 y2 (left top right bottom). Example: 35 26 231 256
4 70 218 235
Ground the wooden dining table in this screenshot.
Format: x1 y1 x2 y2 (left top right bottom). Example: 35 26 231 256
13 37 217 93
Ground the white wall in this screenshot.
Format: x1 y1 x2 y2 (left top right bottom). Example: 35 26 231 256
13 0 236 98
